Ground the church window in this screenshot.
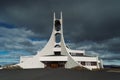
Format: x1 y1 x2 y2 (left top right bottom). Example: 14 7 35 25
55 20 61 31
54 45 61 48
55 33 61 43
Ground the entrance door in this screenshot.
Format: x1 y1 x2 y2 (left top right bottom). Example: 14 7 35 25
50 63 59 68
42 61 66 68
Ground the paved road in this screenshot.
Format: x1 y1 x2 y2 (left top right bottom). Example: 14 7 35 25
0 68 120 80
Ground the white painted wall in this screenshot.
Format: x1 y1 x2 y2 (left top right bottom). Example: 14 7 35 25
39 56 67 61
72 56 98 61
18 56 45 69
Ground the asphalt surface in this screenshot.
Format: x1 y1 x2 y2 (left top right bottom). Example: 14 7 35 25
0 68 120 80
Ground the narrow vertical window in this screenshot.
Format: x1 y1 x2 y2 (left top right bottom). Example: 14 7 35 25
55 33 61 43
55 20 61 31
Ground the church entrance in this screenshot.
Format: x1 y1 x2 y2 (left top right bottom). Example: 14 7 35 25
42 61 66 68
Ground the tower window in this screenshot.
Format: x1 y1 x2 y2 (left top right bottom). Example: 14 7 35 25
55 20 61 31
54 51 61 55
54 45 61 48
55 33 61 43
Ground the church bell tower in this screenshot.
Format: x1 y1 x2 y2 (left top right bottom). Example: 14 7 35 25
36 12 68 56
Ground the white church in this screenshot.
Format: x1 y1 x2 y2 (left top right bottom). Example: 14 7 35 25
17 12 103 70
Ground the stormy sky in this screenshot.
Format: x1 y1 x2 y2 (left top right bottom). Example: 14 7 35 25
0 0 120 66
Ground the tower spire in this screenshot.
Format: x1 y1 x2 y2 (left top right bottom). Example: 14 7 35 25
53 12 56 20
60 11 62 20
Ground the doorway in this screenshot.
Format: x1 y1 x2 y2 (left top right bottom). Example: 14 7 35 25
42 61 66 68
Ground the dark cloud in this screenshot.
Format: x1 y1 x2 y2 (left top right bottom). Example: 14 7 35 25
0 0 119 40
0 0 120 65
0 26 46 53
